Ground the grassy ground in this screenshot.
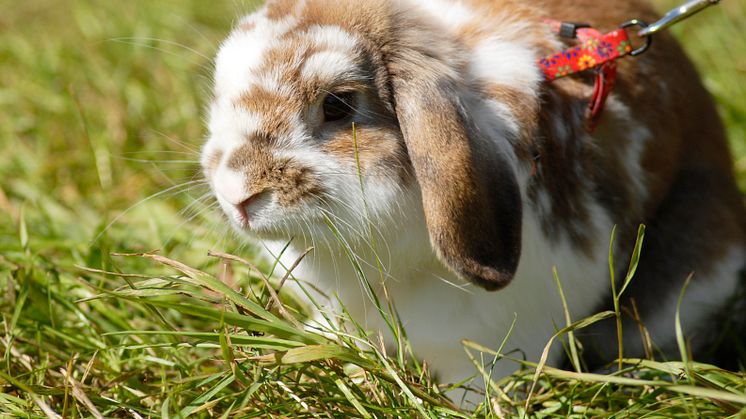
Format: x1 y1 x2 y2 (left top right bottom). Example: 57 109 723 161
1 0 744 417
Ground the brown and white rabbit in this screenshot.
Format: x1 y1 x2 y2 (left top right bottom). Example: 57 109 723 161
201 0 746 391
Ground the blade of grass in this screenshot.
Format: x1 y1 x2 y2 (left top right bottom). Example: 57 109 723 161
552 267 581 373
333 374 373 419
676 272 695 378
619 224 646 297
178 373 235 418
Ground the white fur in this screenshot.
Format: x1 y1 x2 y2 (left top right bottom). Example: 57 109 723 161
414 0 477 30
207 105 262 141
470 38 542 91
201 104 260 188
302 51 358 82
305 25 359 51
202 104 261 200
214 31 271 102
214 13 298 103
622 125 650 203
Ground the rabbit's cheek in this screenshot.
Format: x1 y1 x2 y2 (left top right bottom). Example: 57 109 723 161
320 127 410 184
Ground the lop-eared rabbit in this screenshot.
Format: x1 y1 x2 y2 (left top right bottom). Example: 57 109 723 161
201 0 746 390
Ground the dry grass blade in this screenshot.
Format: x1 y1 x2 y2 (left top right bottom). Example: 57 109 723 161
60 368 104 419
31 396 62 419
271 246 314 308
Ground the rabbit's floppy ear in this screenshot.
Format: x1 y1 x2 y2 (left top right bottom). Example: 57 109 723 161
386 28 523 291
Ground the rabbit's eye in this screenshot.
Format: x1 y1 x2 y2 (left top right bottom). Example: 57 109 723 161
322 92 355 123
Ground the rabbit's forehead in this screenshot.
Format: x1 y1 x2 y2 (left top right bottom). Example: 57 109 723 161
213 15 363 107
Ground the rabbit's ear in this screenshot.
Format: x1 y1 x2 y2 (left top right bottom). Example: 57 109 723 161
387 31 523 291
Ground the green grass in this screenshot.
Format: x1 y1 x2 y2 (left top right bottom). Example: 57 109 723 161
1 0 744 417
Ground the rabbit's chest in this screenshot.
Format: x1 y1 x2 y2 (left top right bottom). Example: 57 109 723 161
273 202 614 380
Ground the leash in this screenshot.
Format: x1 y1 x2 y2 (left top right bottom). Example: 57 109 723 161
538 0 721 132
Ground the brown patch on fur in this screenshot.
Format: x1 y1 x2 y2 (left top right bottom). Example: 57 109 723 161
297 0 388 35
459 0 553 50
265 0 297 20
236 86 301 137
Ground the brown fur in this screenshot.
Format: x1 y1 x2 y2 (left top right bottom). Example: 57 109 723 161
265 0 297 20
237 87 301 137
322 124 410 178
227 140 321 208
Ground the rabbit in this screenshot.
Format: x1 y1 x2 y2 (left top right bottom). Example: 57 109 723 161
200 0 746 394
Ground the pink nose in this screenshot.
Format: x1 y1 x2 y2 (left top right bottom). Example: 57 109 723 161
235 190 267 227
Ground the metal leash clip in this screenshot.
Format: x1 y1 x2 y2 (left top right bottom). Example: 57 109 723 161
617 0 721 57
637 0 721 37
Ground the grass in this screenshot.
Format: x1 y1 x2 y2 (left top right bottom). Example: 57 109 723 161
1 0 744 417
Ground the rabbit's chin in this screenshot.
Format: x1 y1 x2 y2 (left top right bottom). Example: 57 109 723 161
237 209 327 237
230 215 325 242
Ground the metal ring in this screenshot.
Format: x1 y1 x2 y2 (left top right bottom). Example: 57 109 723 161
620 19 652 56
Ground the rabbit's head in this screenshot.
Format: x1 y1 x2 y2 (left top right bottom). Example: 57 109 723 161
202 0 533 290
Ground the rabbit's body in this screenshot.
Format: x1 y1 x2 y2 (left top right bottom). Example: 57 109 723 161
202 0 745 388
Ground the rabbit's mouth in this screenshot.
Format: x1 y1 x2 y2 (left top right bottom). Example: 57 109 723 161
215 187 328 238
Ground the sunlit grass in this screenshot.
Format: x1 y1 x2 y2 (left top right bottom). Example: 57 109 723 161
1 0 744 417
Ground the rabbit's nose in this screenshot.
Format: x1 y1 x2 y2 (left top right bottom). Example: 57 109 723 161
235 189 270 227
